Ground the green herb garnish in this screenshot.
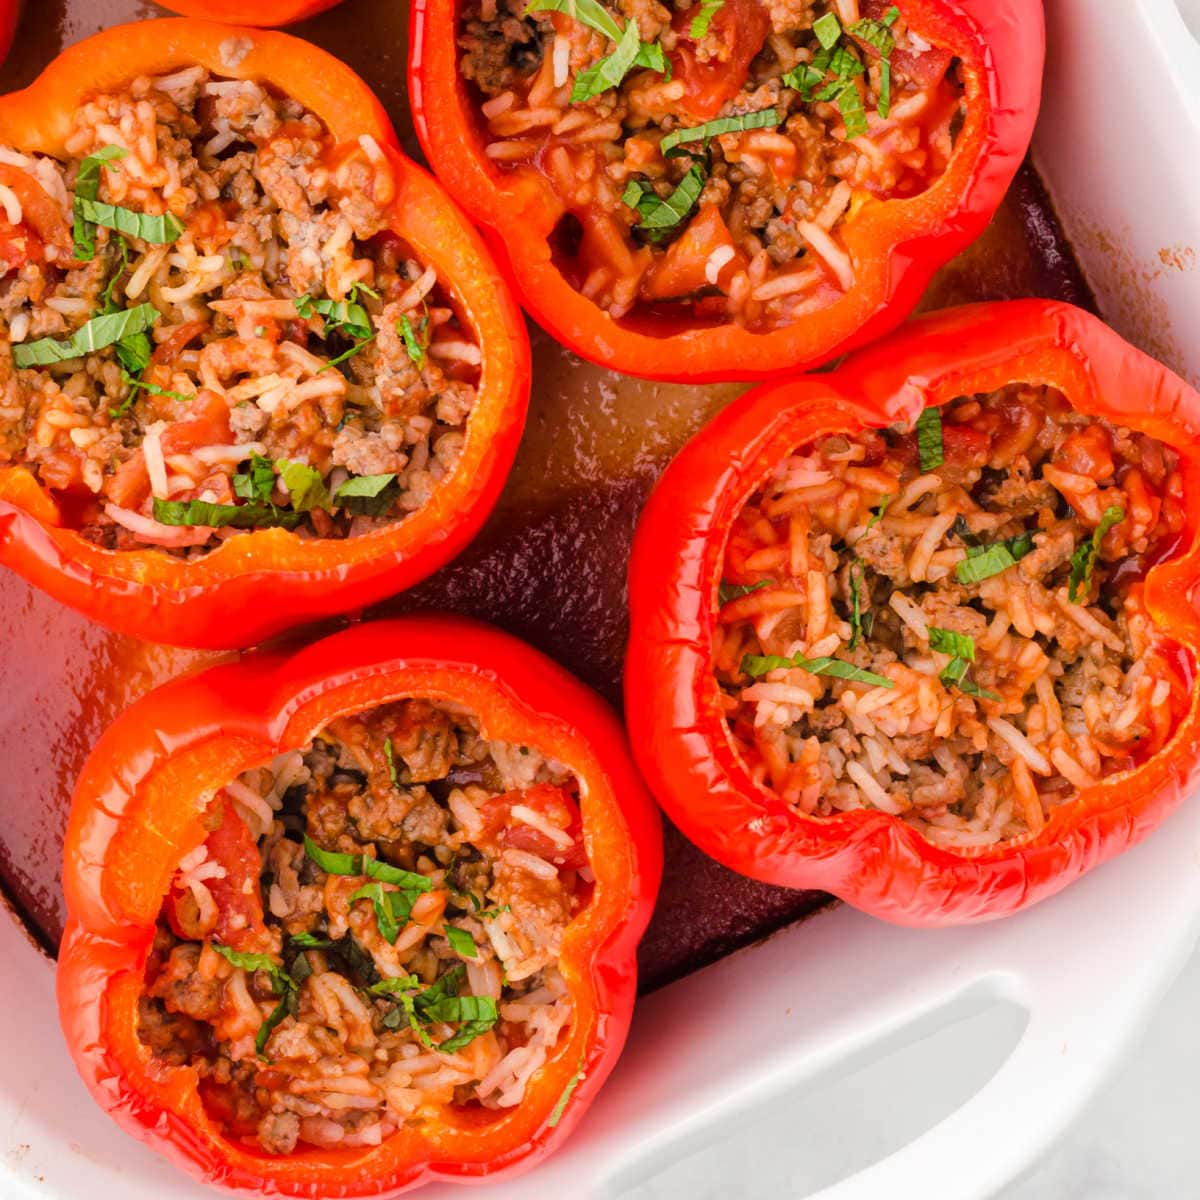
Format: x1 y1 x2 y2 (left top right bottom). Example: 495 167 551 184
276 460 330 513
1067 505 1125 603
849 5 900 117
865 493 892 530
548 1059 586 1127
718 579 772 605
302 835 433 892
75 197 185 247
813 11 842 48
445 926 479 959
233 453 276 505
741 652 894 689
152 497 304 530
397 312 428 369
72 145 127 261
349 881 414 944
688 0 724 38
848 561 873 649
524 0 669 89
13 302 160 369
659 107 780 155
383 735 400 788
928 626 975 660
914 407 943 471
212 943 295 1058
954 532 1035 585
938 655 999 701
622 164 705 241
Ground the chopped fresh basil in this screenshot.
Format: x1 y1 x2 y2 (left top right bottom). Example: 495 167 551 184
276 459 330 513
718 579 772 605
256 998 291 1056
865 493 892 530
383 735 400 788
211 944 282 977
13 302 160 368
234 453 276 505
848 561 873 649
813 11 841 49
293 293 372 341
622 164 705 241
335 472 400 517
928 626 975 661
75 197 184 246
939 655 999 701
423 994 499 1052
288 931 334 950
1067 505 1125 603
397 312 428 369
833 79 868 138
445 925 479 960
349 881 412 944
72 145 127 261
915 406 943 471
317 334 375 373
659 107 781 155
212 943 296 1057
302 835 433 892
688 0 724 38
548 1060 586 1127
955 532 1035 585
524 0 668 85
849 6 900 117
109 368 190 419
152 497 304 530
741 652 894 689
369 975 423 997
302 836 360 875
572 17 642 101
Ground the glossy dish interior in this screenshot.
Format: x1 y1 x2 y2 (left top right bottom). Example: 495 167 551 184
1 0 1092 987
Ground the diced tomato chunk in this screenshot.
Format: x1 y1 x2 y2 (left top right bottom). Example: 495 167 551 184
167 794 267 950
476 783 587 870
671 0 771 122
643 204 746 300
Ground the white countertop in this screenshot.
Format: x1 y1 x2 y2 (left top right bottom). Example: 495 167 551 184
1002 943 1200 1199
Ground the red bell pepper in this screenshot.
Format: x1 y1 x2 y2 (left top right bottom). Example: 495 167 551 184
625 301 1200 924
0 21 530 649
409 0 1043 382
58 615 662 1195
154 0 343 22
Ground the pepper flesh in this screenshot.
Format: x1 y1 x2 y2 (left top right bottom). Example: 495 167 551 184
58 615 662 1196
409 0 1044 382
625 300 1200 924
0 20 530 648
155 1 344 24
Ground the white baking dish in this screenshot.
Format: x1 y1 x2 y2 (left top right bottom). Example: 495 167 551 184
3 0 1199 1196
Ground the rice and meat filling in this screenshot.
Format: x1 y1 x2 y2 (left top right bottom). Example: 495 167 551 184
461 0 963 325
138 699 585 1155
714 385 1189 848
0 66 480 553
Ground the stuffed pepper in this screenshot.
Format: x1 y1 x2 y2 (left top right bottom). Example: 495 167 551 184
58 616 661 1195
626 301 1200 923
411 0 1042 382
0 21 529 649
